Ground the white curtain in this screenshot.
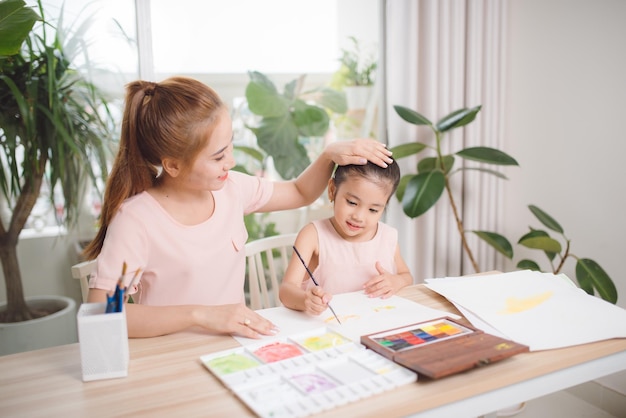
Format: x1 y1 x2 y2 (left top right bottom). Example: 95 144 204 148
382 0 509 282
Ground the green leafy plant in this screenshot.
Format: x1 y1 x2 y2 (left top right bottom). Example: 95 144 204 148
333 36 377 87
230 147 279 243
0 0 115 322
390 104 617 303
245 71 347 179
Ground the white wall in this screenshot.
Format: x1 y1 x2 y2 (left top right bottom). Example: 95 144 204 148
503 0 626 309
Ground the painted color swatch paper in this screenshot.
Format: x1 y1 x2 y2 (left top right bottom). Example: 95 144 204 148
425 270 626 351
235 291 459 346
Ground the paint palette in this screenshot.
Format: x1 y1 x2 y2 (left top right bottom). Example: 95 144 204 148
201 327 417 418
361 317 530 379
368 317 474 352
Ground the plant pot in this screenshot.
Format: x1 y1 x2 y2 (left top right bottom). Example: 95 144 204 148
345 85 373 110
0 295 78 356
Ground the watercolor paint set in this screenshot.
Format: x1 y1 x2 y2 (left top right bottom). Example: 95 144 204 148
200 327 417 418
361 317 529 379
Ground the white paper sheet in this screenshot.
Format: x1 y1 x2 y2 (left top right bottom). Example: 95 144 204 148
235 290 459 346
425 270 626 351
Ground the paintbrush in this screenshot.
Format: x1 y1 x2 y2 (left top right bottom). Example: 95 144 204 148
123 267 142 303
292 245 342 325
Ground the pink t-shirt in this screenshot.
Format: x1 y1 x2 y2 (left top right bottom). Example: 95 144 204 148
305 218 398 295
89 171 273 306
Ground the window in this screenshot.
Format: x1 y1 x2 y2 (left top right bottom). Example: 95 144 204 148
22 0 379 233
150 0 338 74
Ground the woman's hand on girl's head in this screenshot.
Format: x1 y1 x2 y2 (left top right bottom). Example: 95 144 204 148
194 304 279 339
325 139 393 168
303 287 332 316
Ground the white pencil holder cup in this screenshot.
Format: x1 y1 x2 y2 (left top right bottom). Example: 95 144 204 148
77 302 129 382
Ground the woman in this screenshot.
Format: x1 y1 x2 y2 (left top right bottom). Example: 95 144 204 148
85 76 393 338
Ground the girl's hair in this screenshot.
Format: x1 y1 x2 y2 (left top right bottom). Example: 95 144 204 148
332 160 401 201
83 77 225 260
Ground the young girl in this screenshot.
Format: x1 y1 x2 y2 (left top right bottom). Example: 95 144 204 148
84 77 392 338
279 160 412 316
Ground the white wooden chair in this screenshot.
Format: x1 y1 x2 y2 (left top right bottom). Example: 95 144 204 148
245 233 297 310
71 259 97 303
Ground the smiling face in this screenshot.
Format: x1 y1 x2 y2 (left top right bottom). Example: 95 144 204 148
327 174 394 242
177 108 236 192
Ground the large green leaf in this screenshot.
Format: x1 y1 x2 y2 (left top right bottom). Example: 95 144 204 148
519 236 562 253
249 114 310 179
576 258 617 304
435 105 481 132
272 145 310 180
518 229 556 261
0 0 40 56
245 71 290 117
395 174 411 202
389 142 428 159
293 100 329 137
528 205 564 234
417 155 455 175
401 171 445 218
456 147 519 166
393 105 432 126
473 230 513 259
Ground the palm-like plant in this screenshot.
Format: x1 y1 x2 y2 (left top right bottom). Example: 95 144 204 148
0 0 114 322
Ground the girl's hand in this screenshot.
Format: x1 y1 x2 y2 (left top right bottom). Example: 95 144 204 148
363 262 411 299
325 139 393 168
194 304 279 339
303 287 332 316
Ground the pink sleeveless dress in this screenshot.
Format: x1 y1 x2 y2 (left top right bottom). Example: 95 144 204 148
304 218 398 295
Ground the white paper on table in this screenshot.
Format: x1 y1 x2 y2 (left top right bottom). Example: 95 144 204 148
234 290 459 346
425 270 626 351
449 302 510 339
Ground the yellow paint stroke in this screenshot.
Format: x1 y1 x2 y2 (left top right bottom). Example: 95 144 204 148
324 314 360 324
301 332 348 351
373 305 396 312
499 291 553 314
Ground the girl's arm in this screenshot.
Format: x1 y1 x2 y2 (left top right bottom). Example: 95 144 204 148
363 244 413 298
260 139 392 212
278 225 331 315
87 288 278 338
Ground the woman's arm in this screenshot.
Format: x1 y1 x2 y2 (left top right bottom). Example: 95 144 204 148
87 288 278 338
260 139 393 212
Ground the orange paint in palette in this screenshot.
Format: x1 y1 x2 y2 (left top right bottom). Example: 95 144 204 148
200 327 417 418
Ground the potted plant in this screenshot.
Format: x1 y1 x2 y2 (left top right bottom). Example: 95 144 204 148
244 70 347 180
390 104 617 303
332 36 378 110
0 0 114 335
